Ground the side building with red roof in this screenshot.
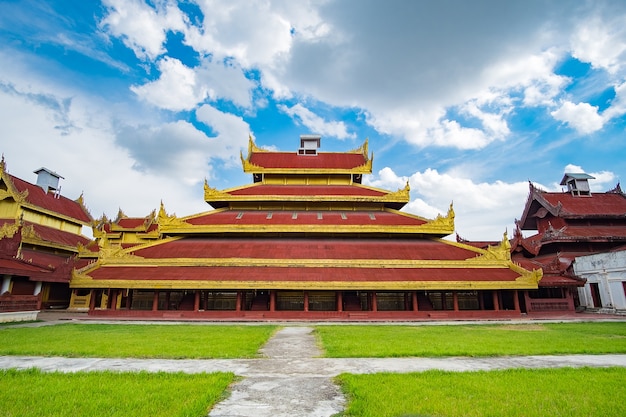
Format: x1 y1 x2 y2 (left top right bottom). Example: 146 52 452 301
71 136 541 320
511 174 626 314
0 158 93 319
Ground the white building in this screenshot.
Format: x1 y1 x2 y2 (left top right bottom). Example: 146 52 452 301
573 250 626 311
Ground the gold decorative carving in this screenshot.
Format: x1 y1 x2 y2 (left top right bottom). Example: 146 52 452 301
21 224 39 240
424 202 455 231
157 201 187 228
204 179 233 201
384 181 410 201
0 220 19 239
480 231 512 261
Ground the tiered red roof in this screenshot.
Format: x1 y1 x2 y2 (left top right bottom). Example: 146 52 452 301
25 222 91 248
227 184 387 197
88 265 521 285
133 238 473 260
185 210 428 227
249 152 368 170
8 174 92 224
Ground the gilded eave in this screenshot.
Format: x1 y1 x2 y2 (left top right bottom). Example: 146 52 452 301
204 181 410 205
156 204 454 236
240 137 373 175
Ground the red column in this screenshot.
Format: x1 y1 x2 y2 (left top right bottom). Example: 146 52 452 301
371 292 377 312
513 290 520 312
304 291 309 312
89 290 97 310
152 291 159 311
492 291 500 311
412 291 418 311
269 290 276 312
235 291 241 311
479 291 485 310
109 290 118 311
453 291 459 311
165 292 171 310
337 291 343 312
194 291 201 311
441 292 447 310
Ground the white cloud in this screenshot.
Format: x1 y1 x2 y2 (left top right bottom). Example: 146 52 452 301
183 0 295 67
0 81 208 220
195 104 251 166
131 56 255 111
603 81 626 120
551 101 605 134
277 103 355 139
100 0 186 60
131 57 203 111
571 16 626 75
365 167 529 240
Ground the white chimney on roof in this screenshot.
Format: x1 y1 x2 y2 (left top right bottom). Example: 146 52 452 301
298 134 321 155
34 167 64 193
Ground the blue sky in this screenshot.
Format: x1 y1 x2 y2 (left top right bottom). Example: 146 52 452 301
1 0 625 240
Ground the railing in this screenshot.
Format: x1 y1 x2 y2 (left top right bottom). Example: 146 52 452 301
0 295 39 312
529 300 571 311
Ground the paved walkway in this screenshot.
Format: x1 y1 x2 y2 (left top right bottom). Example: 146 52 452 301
3 318 626 416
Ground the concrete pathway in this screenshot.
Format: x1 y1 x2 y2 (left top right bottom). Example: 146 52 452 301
3 321 626 416
208 327 344 417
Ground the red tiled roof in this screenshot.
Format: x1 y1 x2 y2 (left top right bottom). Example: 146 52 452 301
185 211 428 227
117 218 150 228
20 248 71 269
227 184 387 197
249 152 367 170
89 265 521 284
9 174 92 224
26 222 91 248
133 237 476 260
0 257 53 277
540 192 626 216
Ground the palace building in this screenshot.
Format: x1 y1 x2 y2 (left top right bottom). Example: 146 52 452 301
0 158 92 319
69 136 542 319
510 176 626 314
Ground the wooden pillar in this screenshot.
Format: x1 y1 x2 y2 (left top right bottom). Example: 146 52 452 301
269 290 276 312
204 291 209 310
165 292 171 310
194 290 201 311
453 291 459 312
126 289 133 309
337 291 343 312
304 291 309 312
513 290 520 312
109 290 118 311
235 291 241 311
412 291 419 311
89 290 97 310
479 291 485 310
441 292 447 310
492 290 500 311
371 292 377 312
241 291 246 311
152 291 159 311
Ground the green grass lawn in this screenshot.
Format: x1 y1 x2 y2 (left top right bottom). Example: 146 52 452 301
0 369 233 417
316 322 626 357
336 367 626 417
0 324 277 358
